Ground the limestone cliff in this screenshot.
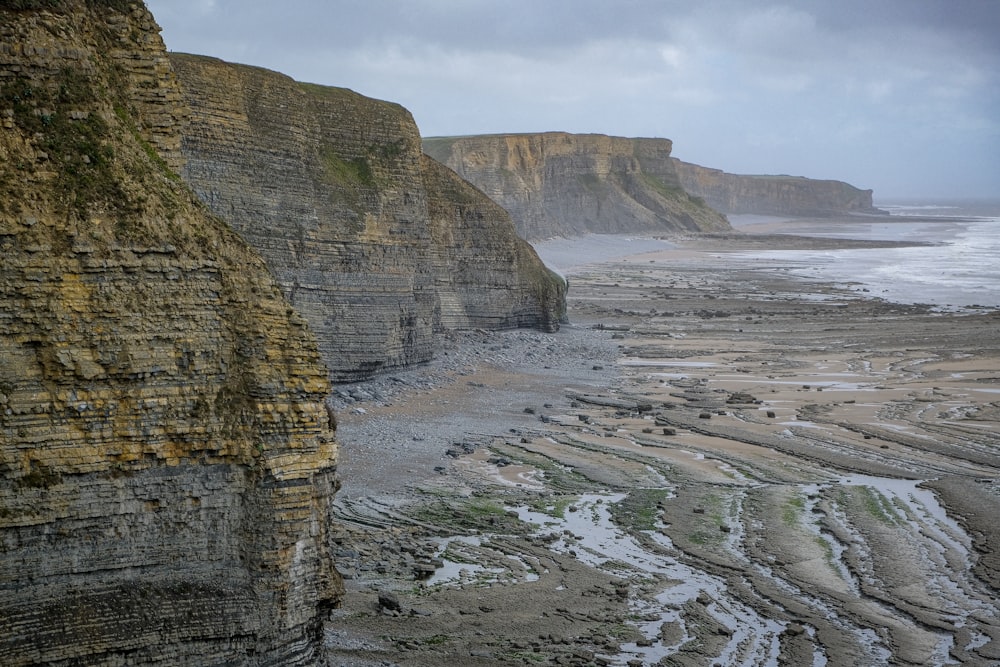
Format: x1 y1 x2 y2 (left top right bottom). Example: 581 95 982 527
169 56 565 382
423 133 731 241
421 153 567 328
672 158 884 216
1 2 339 665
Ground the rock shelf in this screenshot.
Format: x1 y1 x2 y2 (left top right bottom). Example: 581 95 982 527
325 231 1000 666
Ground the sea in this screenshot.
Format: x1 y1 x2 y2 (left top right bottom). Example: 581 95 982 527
727 200 1000 310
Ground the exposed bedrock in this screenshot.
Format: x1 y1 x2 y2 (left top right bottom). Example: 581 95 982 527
169 55 565 382
1 2 339 664
671 158 885 216
423 132 732 241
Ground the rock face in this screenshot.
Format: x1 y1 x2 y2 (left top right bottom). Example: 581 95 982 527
169 56 566 382
1 2 339 665
423 133 731 241
672 158 883 216
421 154 567 330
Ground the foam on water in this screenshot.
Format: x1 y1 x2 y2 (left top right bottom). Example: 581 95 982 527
739 201 1000 309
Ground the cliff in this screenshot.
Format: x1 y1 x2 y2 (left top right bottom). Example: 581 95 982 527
168 55 565 382
1 2 340 665
423 133 731 240
672 159 883 216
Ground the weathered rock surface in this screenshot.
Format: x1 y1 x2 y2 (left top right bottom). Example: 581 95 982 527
423 133 731 241
169 55 565 382
672 158 884 216
1 2 339 665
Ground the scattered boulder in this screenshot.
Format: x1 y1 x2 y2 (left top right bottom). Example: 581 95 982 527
378 591 402 613
783 622 807 637
726 391 760 404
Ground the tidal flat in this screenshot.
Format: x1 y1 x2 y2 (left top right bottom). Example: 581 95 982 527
325 224 1000 666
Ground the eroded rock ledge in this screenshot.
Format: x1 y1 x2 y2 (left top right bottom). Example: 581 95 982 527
1 2 339 664
169 55 566 382
423 132 732 241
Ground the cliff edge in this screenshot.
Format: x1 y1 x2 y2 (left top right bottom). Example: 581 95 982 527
1 2 339 664
169 55 565 382
423 133 732 241
672 159 884 216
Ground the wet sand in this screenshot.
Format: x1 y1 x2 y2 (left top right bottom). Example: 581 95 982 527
325 225 1000 666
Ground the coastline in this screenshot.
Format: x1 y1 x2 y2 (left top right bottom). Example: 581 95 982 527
325 228 1000 666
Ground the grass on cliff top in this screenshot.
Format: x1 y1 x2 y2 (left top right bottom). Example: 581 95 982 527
297 80 411 129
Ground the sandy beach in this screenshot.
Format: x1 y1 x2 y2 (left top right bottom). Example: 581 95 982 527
324 221 1000 666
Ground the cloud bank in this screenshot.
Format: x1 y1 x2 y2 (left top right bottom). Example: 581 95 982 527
148 0 999 199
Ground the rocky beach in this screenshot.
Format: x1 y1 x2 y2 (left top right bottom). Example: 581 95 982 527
4 4 996 665
324 218 1000 666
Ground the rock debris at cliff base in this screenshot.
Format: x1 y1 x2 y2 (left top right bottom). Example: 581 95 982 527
324 231 1000 667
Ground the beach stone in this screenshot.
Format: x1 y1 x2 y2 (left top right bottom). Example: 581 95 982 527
727 391 760 404
378 591 402 612
784 622 807 636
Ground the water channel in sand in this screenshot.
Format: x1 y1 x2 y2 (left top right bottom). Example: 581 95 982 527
513 493 787 666
327 212 1000 666
496 471 980 665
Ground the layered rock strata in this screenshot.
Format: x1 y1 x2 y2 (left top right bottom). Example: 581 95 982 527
1 2 339 665
421 154 566 329
169 55 565 382
672 158 883 216
423 133 731 240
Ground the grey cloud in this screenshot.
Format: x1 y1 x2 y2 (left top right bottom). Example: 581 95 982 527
148 0 999 198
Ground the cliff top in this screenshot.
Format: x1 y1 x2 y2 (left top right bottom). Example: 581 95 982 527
423 132 728 240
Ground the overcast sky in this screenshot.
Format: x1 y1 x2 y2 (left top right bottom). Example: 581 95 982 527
146 0 999 201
